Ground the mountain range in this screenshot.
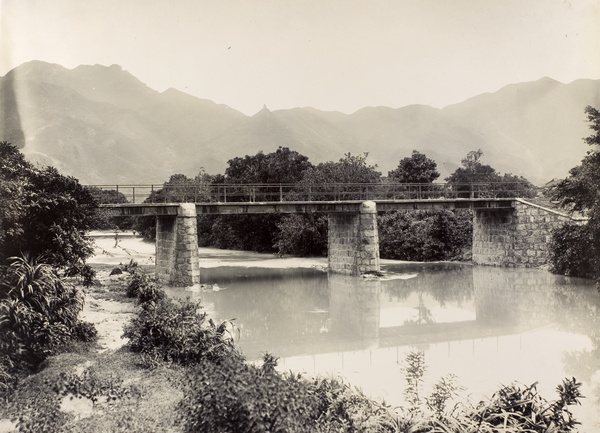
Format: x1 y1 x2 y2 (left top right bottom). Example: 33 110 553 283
1 60 599 185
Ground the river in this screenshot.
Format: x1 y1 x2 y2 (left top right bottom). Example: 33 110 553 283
90 235 600 431
178 256 599 432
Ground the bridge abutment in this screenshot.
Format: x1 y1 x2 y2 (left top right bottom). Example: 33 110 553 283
155 203 200 286
328 201 380 275
473 200 575 267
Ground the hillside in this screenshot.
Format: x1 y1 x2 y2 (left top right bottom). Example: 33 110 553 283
1 61 599 184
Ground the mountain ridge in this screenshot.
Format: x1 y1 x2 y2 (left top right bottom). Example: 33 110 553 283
1 61 599 185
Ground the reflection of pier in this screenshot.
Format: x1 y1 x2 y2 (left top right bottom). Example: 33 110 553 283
240 266 560 360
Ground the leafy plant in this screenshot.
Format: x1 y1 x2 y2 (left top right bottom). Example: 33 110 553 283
119 258 139 273
425 374 463 419
125 271 151 298
0 255 89 370
378 210 473 262
402 350 426 409
53 366 140 408
0 142 96 269
274 214 328 256
123 295 239 367
549 223 596 278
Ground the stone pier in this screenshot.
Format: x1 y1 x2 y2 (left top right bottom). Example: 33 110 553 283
155 203 200 286
328 201 380 275
472 199 577 267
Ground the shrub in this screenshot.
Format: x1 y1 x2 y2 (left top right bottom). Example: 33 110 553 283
457 378 584 432
274 214 328 256
122 296 239 367
119 258 139 273
178 354 321 433
549 223 597 278
0 255 89 370
378 210 472 262
64 262 96 287
124 271 166 306
73 321 99 343
178 353 397 433
0 142 96 269
136 284 166 306
125 272 152 298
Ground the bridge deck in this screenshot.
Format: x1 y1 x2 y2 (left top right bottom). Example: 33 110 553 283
100 198 515 215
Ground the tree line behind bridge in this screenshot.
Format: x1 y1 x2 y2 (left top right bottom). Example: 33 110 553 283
90 148 537 262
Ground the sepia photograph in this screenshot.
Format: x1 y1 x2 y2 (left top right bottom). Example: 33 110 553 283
1 1 599 431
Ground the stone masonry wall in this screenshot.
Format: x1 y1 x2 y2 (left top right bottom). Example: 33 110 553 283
155 204 200 286
473 200 575 267
328 201 380 275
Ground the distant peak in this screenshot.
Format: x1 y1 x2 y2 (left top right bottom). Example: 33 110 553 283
253 104 271 117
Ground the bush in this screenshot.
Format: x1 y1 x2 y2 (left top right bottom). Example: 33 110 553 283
64 263 96 287
549 223 597 278
274 214 328 256
178 353 397 433
122 295 239 367
0 142 96 269
378 210 472 262
124 271 166 306
0 255 90 371
73 321 99 343
125 272 152 298
178 354 321 433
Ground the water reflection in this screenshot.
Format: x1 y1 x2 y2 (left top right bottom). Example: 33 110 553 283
168 262 600 431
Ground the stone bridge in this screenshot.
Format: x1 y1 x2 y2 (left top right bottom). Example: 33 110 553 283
100 196 585 287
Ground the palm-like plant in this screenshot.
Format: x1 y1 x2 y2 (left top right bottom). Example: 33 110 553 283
0 254 85 369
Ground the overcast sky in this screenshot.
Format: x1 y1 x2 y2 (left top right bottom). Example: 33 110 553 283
1 0 598 116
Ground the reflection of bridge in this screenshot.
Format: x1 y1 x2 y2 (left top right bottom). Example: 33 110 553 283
233 267 560 360
94 182 585 286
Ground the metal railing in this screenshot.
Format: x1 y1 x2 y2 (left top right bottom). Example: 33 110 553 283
86 182 538 205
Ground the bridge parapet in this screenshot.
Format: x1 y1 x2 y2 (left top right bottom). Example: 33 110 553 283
89 182 537 204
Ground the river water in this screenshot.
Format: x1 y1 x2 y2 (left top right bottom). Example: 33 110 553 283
169 256 600 432
89 235 599 431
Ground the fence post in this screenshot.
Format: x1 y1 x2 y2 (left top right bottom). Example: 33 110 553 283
132 187 136 204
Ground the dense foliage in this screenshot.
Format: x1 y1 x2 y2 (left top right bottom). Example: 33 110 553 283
136 148 541 261
225 146 313 185
177 346 583 433
378 210 473 262
0 141 96 269
446 149 537 198
549 106 600 280
388 150 440 183
86 187 135 230
0 255 95 393
274 214 328 256
122 274 240 367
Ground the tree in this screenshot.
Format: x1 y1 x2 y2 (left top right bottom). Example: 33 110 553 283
224 147 313 184
446 149 498 185
388 150 439 183
446 149 535 198
549 106 600 279
86 187 133 230
294 152 381 200
0 142 96 269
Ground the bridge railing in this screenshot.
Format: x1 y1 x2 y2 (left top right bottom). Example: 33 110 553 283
86 182 538 204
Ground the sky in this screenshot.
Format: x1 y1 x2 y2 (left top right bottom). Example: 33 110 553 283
1 0 599 116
